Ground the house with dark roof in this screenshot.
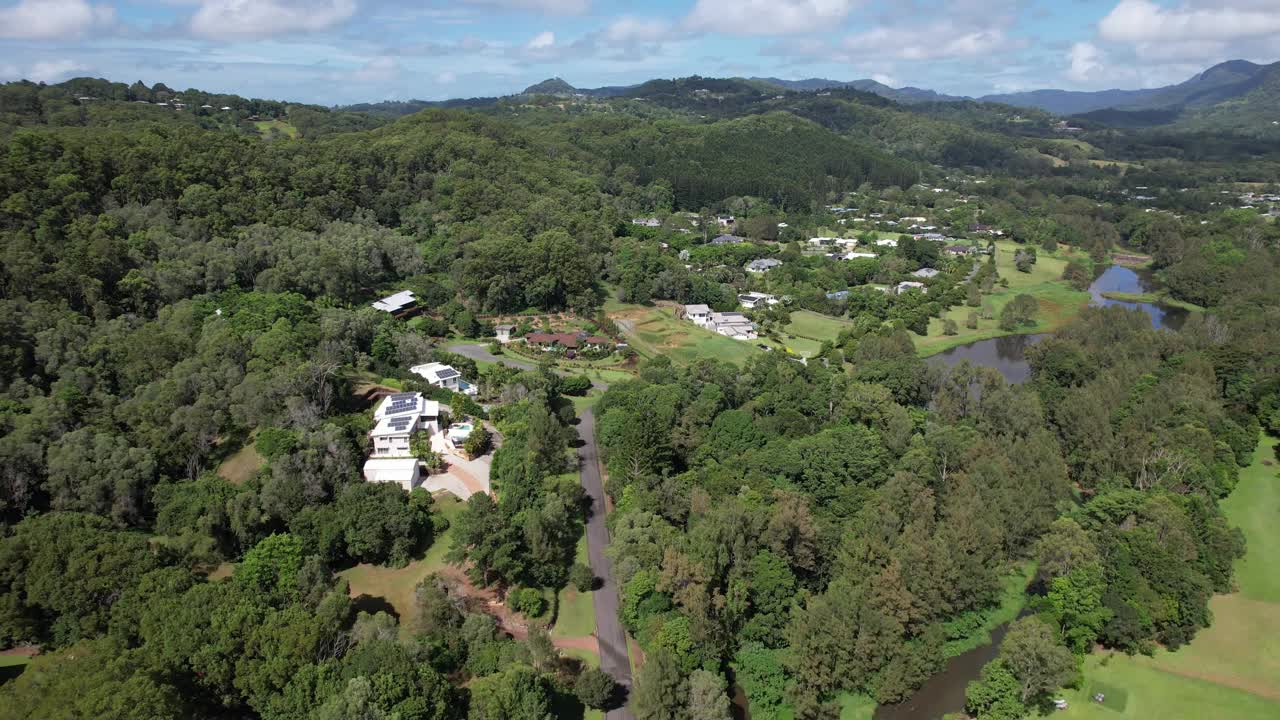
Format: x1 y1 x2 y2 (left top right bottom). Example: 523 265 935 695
711 234 744 245
745 258 782 273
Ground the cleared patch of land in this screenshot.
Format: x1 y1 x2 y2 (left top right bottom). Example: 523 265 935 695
552 535 596 642
913 240 1092 357
216 442 264 485
783 309 856 352
254 119 297 138
611 305 764 366
338 494 465 633
1061 435 1280 718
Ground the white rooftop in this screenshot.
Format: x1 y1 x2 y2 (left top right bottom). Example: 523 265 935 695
362 457 419 484
372 290 416 313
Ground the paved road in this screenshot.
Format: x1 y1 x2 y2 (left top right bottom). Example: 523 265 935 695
577 407 635 719
451 342 634 713
447 342 609 390
446 343 537 372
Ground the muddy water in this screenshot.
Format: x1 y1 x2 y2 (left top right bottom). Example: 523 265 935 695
873 612 1030 720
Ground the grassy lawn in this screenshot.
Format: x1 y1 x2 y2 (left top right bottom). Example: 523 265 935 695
338 494 466 634
1220 435 1280 602
552 535 596 641
784 309 856 343
216 442 264 485
913 240 1092 357
0 655 32 668
1063 434 1280 716
613 306 763 366
254 119 297 138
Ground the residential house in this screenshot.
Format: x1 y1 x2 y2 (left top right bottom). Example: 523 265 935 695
682 304 712 327
411 362 477 396
895 281 927 295
912 268 940 279
717 215 736 228
913 232 946 242
707 312 758 340
711 234 744 245
875 238 898 248
370 392 441 457
826 290 851 301
945 244 973 257
371 290 418 317
844 251 877 259
524 332 612 353
738 292 778 309
631 217 662 227
494 324 515 343
362 457 421 492
745 258 782 273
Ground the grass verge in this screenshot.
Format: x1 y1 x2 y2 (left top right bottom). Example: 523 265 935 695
1062 434 1280 717
914 241 1092 357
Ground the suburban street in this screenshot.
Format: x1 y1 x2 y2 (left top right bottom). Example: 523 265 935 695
577 407 635 720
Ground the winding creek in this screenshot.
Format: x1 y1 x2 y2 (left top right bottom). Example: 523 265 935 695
865 265 1191 719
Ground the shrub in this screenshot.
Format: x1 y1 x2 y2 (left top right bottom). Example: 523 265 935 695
560 375 592 396
570 562 596 592
463 426 493 457
575 668 617 710
509 587 547 617
255 427 298 460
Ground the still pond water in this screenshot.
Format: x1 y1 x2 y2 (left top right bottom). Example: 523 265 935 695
864 266 1190 719
928 265 1188 384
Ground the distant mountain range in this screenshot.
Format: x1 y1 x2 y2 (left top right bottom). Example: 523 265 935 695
341 61 1280 131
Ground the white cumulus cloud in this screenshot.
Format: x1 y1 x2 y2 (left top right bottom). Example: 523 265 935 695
1099 0 1280 43
526 30 556 50
464 0 590 15
1067 41 1105 83
0 0 113 40
686 0 862 36
190 0 356 40
844 25 1007 61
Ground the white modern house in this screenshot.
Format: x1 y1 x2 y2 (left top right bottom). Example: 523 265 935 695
411 362 477 395
683 304 712 327
875 238 898 248
361 457 421 491
844 251 877 259
369 392 441 457
494 324 515 343
707 312 758 340
371 290 417 316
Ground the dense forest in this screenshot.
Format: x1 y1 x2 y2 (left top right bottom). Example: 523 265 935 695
1 75 1279 720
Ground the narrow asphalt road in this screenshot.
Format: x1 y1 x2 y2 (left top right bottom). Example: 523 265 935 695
450 342 635 714
447 342 609 390
577 407 635 719
446 343 537 372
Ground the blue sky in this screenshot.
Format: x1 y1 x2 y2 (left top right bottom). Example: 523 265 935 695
2 0 1279 104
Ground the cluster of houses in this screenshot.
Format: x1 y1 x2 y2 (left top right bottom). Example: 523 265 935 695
682 304 758 340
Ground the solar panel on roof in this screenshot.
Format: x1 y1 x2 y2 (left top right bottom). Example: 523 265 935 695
436 369 460 380
390 392 416 401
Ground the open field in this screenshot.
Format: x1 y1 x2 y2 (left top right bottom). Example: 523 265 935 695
913 241 1092 356
552 535 596 641
785 309 856 342
1061 434 1280 718
254 119 297 138
610 305 765 366
216 442 264 484
338 494 465 633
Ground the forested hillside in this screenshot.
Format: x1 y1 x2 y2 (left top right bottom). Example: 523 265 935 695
1 75 1279 720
